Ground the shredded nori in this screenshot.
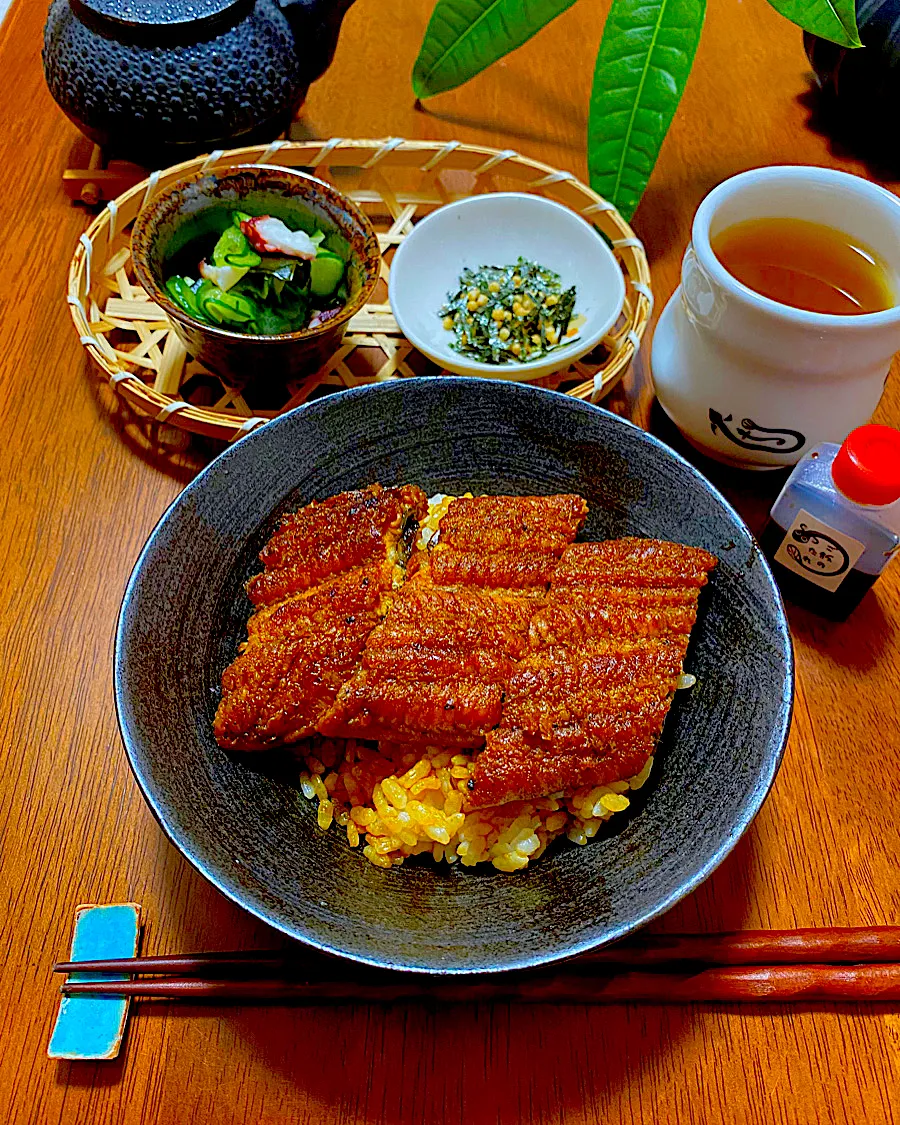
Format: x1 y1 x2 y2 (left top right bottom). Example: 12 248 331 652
438 257 578 364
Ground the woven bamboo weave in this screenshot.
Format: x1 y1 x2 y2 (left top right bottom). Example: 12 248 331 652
68 138 652 443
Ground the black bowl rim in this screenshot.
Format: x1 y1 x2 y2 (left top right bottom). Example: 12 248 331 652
114 378 794 974
130 163 381 343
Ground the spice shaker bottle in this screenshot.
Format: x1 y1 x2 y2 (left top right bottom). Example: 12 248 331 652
760 425 900 618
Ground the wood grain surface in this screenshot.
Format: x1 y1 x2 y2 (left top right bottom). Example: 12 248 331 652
1 0 898 1122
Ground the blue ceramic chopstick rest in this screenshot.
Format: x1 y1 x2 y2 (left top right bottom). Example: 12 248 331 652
48 902 142 1061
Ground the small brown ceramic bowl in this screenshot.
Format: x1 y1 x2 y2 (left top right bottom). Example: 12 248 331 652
131 165 381 385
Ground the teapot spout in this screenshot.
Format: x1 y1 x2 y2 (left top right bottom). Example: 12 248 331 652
277 0 357 85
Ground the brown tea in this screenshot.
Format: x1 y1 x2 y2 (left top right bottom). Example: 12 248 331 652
710 217 895 315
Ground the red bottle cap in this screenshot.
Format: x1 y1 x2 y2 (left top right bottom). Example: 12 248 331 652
831 424 900 507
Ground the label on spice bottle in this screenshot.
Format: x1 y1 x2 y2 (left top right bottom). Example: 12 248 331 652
772 509 865 592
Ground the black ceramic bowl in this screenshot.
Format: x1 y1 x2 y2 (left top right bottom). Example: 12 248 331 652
116 378 793 973
130 164 381 385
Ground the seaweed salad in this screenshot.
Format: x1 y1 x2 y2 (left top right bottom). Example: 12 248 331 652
165 212 351 336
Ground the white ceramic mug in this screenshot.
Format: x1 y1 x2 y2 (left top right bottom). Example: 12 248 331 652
651 166 900 469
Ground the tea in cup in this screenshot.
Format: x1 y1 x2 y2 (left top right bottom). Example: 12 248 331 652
651 166 900 469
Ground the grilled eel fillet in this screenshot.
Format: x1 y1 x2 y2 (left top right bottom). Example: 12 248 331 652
213 485 427 750
466 538 718 808
317 494 589 746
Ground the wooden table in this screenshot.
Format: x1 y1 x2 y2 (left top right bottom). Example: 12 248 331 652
2 0 898 1121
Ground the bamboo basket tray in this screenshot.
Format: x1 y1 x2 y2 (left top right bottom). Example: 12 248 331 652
68 138 652 443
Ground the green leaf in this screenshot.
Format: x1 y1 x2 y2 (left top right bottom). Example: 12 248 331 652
764 0 861 48
413 0 577 99
588 0 706 221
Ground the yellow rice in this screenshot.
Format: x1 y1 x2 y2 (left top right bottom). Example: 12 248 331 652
299 739 653 872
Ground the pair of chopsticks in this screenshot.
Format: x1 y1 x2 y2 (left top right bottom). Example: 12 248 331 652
54 927 900 1004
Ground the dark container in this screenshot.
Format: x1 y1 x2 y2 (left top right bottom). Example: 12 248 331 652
43 0 354 164
130 164 381 385
805 0 900 169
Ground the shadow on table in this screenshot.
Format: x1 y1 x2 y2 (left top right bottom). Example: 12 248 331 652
784 595 891 670
631 179 715 267
54 1057 126 1089
110 820 763 1118
415 101 583 155
82 352 219 486
796 82 900 184
413 66 586 154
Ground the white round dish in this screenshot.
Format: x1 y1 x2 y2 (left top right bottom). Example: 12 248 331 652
388 193 627 381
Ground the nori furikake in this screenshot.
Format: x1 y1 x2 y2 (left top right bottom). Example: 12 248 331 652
438 257 578 364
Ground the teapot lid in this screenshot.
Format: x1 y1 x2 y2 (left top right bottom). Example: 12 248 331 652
74 0 246 30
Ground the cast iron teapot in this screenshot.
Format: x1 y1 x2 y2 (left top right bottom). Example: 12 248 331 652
43 0 355 163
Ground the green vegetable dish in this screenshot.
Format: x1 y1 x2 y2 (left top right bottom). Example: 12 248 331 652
439 258 581 364
164 212 352 336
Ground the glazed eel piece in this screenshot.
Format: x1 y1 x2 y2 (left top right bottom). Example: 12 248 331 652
465 538 718 808
213 484 427 751
317 494 589 746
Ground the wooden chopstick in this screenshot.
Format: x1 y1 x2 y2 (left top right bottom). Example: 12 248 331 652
586 926 900 965
53 951 289 976
59 964 900 1003
53 926 900 976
